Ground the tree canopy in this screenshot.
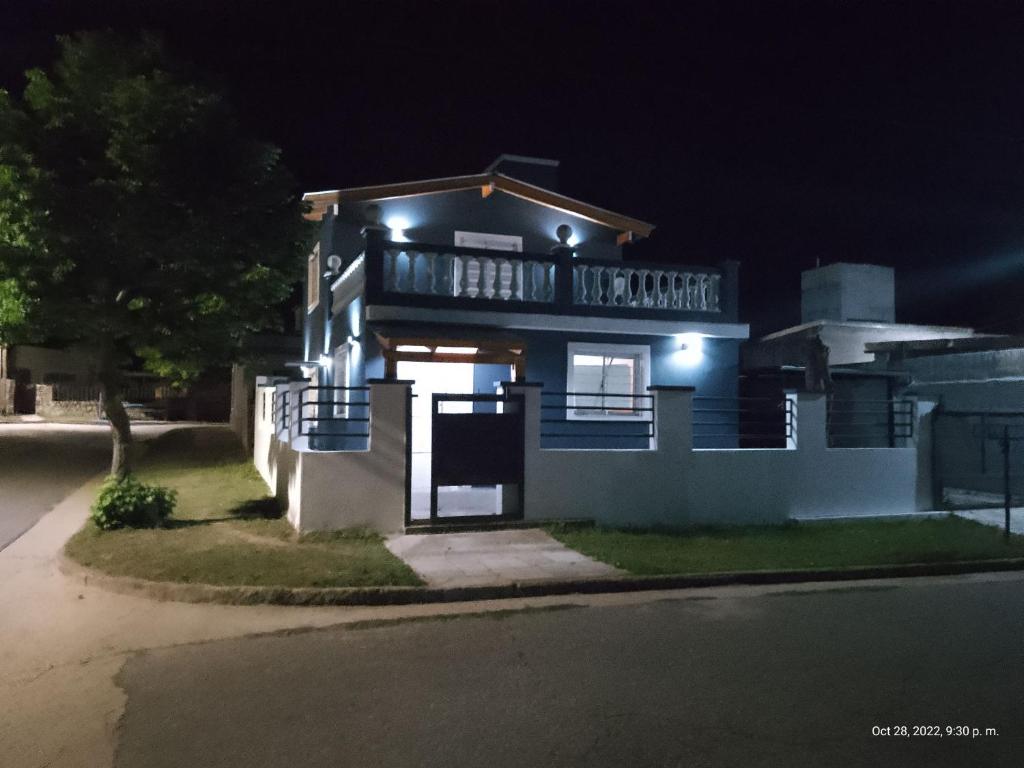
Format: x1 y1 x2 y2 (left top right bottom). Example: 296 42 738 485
0 31 309 473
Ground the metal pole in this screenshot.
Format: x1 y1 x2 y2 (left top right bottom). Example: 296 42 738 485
1003 425 1011 542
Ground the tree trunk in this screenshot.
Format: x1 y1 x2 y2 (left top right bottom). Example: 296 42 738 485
98 348 133 479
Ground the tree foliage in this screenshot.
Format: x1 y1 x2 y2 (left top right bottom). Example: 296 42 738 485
0 31 307 383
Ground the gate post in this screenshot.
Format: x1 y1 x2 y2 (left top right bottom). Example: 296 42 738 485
648 386 694 457
505 382 542 520
367 378 413 530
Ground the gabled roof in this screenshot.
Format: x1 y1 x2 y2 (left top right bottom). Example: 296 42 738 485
302 172 655 240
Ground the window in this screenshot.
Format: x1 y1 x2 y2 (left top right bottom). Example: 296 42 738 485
333 344 351 418
453 231 523 298
307 244 321 311
566 342 650 418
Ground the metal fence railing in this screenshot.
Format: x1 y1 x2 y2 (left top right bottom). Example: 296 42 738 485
933 411 1024 521
274 386 370 449
539 390 654 449
827 398 914 448
692 396 794 449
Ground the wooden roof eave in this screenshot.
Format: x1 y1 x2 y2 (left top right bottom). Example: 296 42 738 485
301 173 655 239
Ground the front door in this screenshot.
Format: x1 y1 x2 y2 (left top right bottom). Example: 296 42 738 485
398 361 475 521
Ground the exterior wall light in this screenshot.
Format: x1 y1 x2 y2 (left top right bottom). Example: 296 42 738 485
675 333 705 366
385 215 411 242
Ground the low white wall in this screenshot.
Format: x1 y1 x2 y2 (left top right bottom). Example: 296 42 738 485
253 380 408 533
254 379 933 533
514 386 930 528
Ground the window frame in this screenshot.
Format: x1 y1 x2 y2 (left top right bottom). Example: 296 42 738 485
307 244 321 312
565 342 651 420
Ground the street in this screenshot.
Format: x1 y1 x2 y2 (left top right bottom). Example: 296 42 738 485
0 424 111 550
114 577 1024 768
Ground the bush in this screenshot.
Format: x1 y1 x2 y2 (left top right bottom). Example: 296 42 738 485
90 475 177 530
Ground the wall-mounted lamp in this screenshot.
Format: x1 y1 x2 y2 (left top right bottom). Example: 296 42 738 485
386 215 411 242
675 333 705 366
325 254 342 277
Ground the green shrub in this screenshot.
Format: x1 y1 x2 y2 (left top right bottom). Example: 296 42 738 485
90 475 177 530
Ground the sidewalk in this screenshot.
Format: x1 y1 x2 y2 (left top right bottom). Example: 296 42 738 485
386 529 623 588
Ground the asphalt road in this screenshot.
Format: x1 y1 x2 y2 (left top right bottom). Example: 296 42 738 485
115 577 1024 768
0 424 112 550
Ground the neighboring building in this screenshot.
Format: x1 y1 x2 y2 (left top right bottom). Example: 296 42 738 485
0 344 99 415
741 262 977 448
744 263 975 368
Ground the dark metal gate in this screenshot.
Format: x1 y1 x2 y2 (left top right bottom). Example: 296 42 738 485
430 393 524 523
933 410 1024 513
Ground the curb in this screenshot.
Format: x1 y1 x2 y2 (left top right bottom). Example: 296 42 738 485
59 552 1024 607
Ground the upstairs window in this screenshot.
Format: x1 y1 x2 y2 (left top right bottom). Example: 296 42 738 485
307 244 320 312
566 342 650 418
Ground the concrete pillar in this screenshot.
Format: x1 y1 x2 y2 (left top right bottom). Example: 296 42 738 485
505 382 542 519
796 393 827 452
366 379 412 531
649 385 694 459
914 399 939 510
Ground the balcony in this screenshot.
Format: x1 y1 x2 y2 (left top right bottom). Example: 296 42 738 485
346 229 738 323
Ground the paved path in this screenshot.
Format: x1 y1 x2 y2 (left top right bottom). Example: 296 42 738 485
385 528 623 587
956 508 1024 534
0 424 113 550
112 573 1024 768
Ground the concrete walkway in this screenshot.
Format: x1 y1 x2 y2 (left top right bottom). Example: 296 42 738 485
385 528 623 587
956 507 1024 534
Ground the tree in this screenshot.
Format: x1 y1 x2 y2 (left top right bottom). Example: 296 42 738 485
0 31 308 477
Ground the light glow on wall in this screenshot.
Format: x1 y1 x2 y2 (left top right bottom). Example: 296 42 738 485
674 333 705 366
386 215 411 242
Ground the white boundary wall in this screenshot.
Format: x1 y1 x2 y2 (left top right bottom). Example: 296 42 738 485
510 385 933 528
253 380 408 533
254 379 934 533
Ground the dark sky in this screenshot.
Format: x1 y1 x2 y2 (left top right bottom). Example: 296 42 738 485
4 0 1024 336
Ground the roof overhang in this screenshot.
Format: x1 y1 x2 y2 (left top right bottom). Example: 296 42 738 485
302 172 655 240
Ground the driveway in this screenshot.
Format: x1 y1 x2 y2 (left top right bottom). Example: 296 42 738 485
0 424 113 550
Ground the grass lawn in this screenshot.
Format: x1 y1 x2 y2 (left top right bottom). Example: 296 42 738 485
65 427 421 588
548 517 1024 576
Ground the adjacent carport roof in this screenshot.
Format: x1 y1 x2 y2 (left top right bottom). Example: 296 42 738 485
302 172 655 240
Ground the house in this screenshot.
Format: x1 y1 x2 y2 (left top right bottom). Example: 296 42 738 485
298 155 746 513
254 156 934 533
742 262 975 447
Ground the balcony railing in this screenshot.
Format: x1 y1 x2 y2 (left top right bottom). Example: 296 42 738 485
361 232 736 322
382 242 557 304
572 259 720 312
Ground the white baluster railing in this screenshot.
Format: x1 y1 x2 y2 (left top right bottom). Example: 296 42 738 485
571 262 721 312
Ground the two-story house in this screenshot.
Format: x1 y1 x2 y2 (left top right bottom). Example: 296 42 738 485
289 154 749 521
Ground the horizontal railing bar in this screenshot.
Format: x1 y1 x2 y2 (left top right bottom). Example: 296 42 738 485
297 401 371 407
571 255 723 275
541 406 654 413
383 240 558 262
542 391 653 398
541 434 654 439
299 432 371 438
297 417 371 424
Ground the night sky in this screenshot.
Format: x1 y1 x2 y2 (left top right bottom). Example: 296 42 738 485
4 1 1024 337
